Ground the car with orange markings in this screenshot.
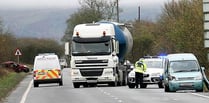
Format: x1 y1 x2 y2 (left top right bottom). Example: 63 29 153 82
33 53 63 87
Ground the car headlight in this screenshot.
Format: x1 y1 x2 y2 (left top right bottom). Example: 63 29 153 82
128 71 135 77
151 73 161 77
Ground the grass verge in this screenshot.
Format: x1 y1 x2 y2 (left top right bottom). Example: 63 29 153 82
0 71 27 102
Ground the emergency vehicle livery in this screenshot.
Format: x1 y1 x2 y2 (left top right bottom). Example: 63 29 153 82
33 53 63 87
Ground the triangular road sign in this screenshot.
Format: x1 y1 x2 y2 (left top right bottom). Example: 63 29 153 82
15 48 22 56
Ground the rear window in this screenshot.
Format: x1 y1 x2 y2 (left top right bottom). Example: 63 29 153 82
144 60 163 68
34 56 60 70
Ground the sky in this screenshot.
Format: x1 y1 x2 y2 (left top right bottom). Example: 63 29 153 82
0 0 172 40
0 0 171 20
0 0 169 10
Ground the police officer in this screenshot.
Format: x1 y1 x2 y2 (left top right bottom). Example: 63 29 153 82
135 59 147 88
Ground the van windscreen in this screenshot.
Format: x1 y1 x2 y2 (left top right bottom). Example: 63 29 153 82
169 60 199 73
34 56 60 70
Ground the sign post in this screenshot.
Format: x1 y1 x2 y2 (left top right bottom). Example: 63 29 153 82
203 0 209 61
15 48 22 64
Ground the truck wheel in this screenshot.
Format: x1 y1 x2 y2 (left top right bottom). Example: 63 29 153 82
128 84 135 88
73 83 80 88
83 83 88 87
109 81 117 87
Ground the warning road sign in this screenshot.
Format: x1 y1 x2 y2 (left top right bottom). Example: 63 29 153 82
15 48 22 56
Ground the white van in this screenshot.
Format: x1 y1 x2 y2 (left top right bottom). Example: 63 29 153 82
33 53 63 87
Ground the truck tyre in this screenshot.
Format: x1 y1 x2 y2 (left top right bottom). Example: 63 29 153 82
73 83 80 88
83 83 88 87
128 83 135 88
109 81 117 87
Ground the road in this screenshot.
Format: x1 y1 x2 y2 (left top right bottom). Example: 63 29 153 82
3 68 209 103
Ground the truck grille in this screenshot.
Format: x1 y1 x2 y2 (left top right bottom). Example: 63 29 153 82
80 68 103 76
75 60 108 67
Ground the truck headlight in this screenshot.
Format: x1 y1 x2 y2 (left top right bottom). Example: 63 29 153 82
194 75 202 80
105 70 113 74
71 71 79 76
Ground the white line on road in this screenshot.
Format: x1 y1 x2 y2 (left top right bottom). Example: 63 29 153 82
191 93 209 99
20 79 33 103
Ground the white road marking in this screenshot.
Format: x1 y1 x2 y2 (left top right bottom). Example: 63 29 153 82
20 79 33 103
192 93 209 99
98 88 123 103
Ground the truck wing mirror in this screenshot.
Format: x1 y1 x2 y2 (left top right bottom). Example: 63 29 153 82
115 41 119 54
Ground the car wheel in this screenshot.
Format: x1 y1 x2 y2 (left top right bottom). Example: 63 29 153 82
128 83 135 88
140 83 147 88
24 68 30 73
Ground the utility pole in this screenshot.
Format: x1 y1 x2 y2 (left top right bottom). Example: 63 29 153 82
116 0 119 22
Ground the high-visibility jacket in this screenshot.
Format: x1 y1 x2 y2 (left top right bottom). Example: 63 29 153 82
135 61 147 73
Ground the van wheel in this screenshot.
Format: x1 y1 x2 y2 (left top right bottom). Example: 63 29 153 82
59 80 63 86
196 89 203 92
34 82 39 87
73 83 80 88
164 85 170 92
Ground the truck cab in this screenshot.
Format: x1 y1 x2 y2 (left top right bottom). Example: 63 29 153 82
163 53 203 92
68 22 133 88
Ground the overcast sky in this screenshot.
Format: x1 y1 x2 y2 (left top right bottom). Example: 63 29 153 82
0 0 173 21
0 0 170 9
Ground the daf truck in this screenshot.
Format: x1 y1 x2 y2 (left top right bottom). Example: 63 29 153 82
65 22 133 88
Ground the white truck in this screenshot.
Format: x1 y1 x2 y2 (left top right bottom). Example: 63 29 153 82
65 22 133 88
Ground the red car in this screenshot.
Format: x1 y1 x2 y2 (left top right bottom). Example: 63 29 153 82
1 61 30 73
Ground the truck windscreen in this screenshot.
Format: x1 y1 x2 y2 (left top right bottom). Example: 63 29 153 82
72 41 112 56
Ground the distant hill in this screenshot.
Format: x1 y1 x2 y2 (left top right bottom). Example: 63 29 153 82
0 7 162 42
0 8 74 41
